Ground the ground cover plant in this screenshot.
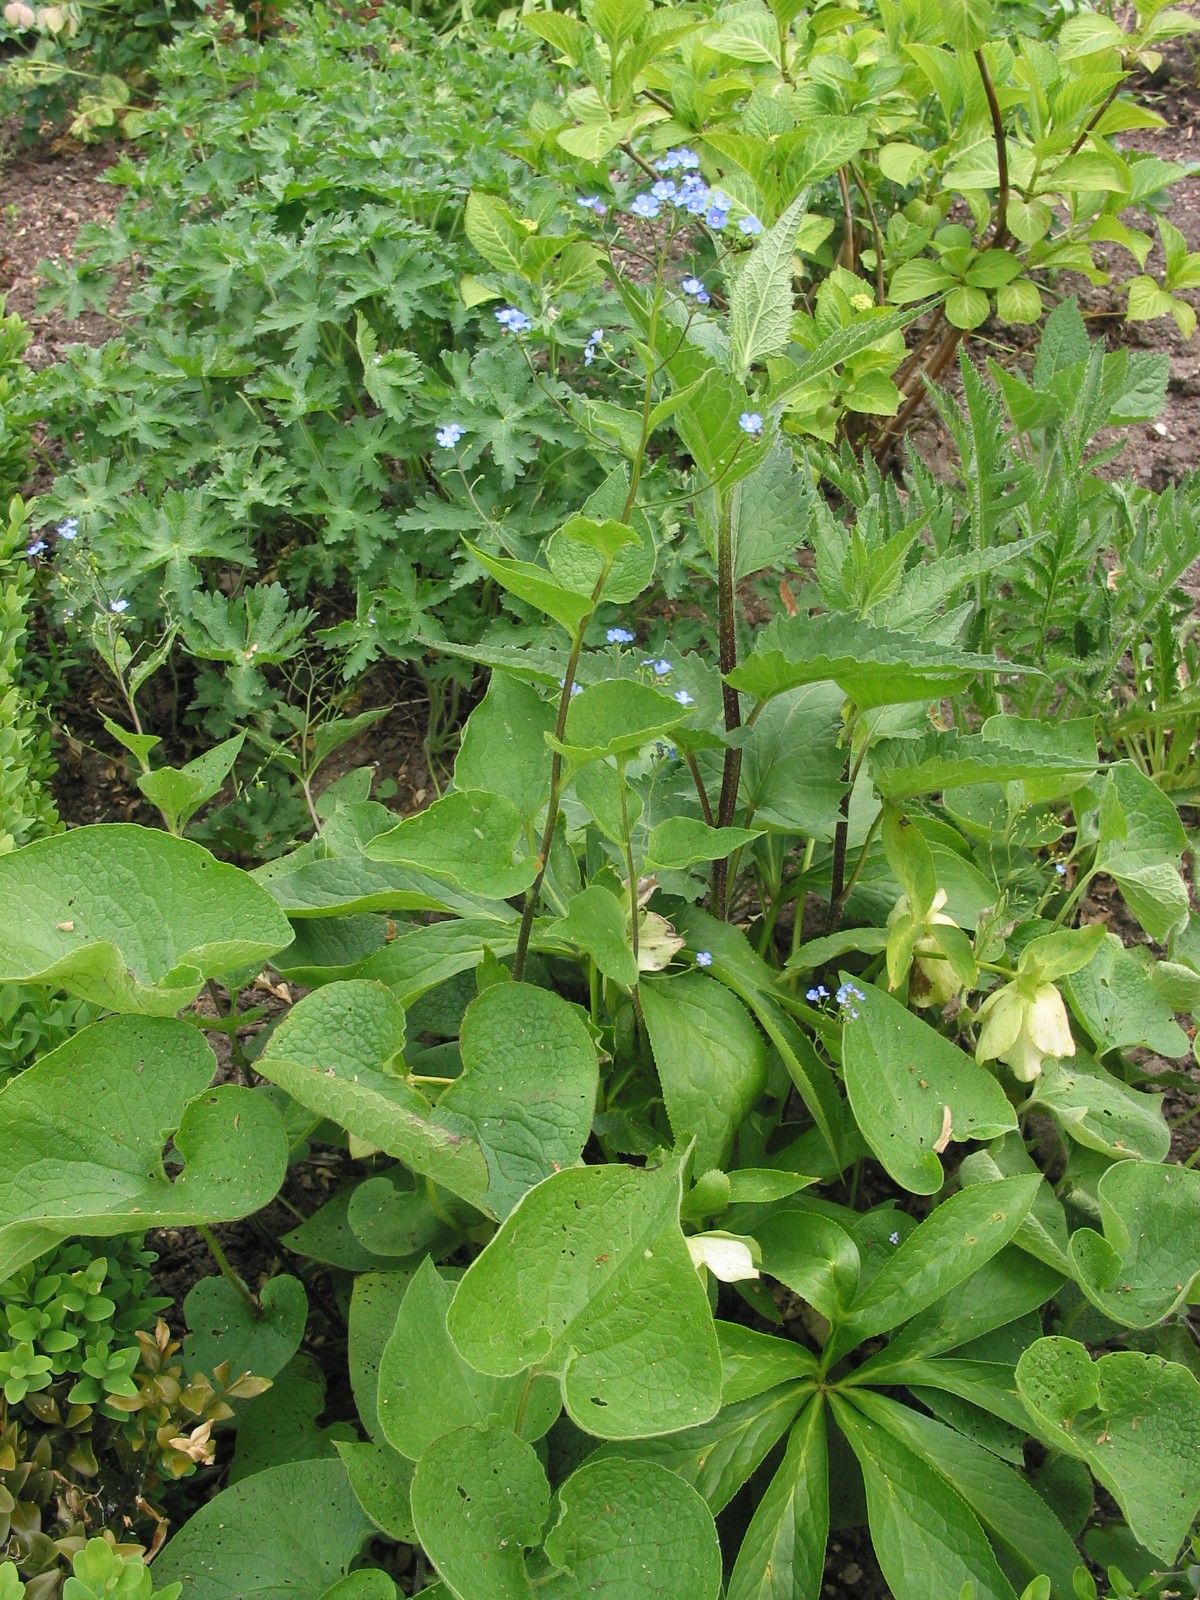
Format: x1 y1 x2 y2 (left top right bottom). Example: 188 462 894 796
1 0 1200 1595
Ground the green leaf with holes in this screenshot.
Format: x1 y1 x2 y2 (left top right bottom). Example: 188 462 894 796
1067 1161 1200 1327
1017 1338 1200 1560
0 824 292 1014
0 1015 286 1280
447 1151 721 1439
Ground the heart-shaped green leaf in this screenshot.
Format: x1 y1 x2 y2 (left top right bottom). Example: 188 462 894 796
447 1152 721 1438
0 825 292 1013
1017 1338 1200 1560
0 1015 286 1278
184 1273 308 1381
366 791 536 900
1067 1161 1200 1327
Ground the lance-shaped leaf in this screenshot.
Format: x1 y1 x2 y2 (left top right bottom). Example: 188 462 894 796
463 541 593 634
1067 1161 1200 1327
730 191 810 380
842 982 1017 1193
0 824 292 1014
833 1175 1041 1351
870 730 1096 801
378 1259 559 1461
254 982 492 1213
447 1153 721 1438
727 1396 828 1600
641 973 767 1171
833 1395 1017 1600
0 1015 286 1279
430 982 600 1218
153 1459 373 1599
725 614 1033 710
366 790 537 900
850 1390 1081 1599
1017 1338 1200 1560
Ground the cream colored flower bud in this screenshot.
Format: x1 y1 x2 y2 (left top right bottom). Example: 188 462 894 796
4 2 36 26
976 980 1075 1083
686 1233 759 1282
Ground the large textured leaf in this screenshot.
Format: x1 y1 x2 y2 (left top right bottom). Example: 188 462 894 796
366 790 537 900
184 1273 307 1381
870 730 1096 801
737 684 846 836
254 981 492 1213
842 982 1016 1193
726 1396 828 1600
0 1016 285 1278
1067 1161 1200 1327
153 1459 373 1599
729 192 809 380
447 1153 721 1438
1017 1338 1200 1560
833 1396 1017 1600
434 983 599 1217
378 1259 558 1460
1029 1056 1171 1163
1093 762 1190 941
725 614 1032 709
358 918 521 1008
1062 935 1190 1059
454 675 554 826
641 973 767 1170
0 825 292 1013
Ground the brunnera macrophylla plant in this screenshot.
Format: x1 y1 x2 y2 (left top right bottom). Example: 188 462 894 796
515 0 1200 449
4 125 1200 1600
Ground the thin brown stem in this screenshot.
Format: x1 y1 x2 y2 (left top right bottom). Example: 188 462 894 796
685 751 715 825
836 167 857 275
850 163 886 305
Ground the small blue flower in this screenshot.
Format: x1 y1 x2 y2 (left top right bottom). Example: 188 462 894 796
643 658 671 676
739 214 763 236
56 518 79 540
705 207 728 229
607 627 635 644
495 307 532 333
674 688 694 706
681 276 706 298
684 189 710 217
655 146 700 173
583 328 604 368
739 412 764 435
651 179 677 201
888 1230 900 1246
1055 862 1067 877
677 147 700 169
630 193 660 219
435 422 465 448
109 598 129 615
695 950 713 967
26 540 46 557
835 981 865 1019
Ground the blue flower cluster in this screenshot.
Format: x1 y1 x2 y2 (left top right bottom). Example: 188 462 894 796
584 328 604 367
606 626 635 645
495 307 532 333
626 149 762 236
805 984 830 1003
435 422 465 448
577 194 608 217
681 276 710 306
58 518 79 541
643 657 672 677
26 539 46 558
836 981 866 1019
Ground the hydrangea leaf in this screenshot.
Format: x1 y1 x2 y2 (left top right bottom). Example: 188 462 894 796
447 1152 721 1438
640 973 767 1171
0 1015 286 1279
1067 1161 1200 1327
842 982 1017 1193
0 824 292 1014
153 1459 373 1599
1016 1338 1200 1560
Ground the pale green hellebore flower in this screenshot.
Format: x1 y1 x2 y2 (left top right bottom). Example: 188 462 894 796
975 980 1075 1083
686 1233 759 1283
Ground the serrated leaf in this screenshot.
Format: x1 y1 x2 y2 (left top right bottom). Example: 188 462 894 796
730 192 810 380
